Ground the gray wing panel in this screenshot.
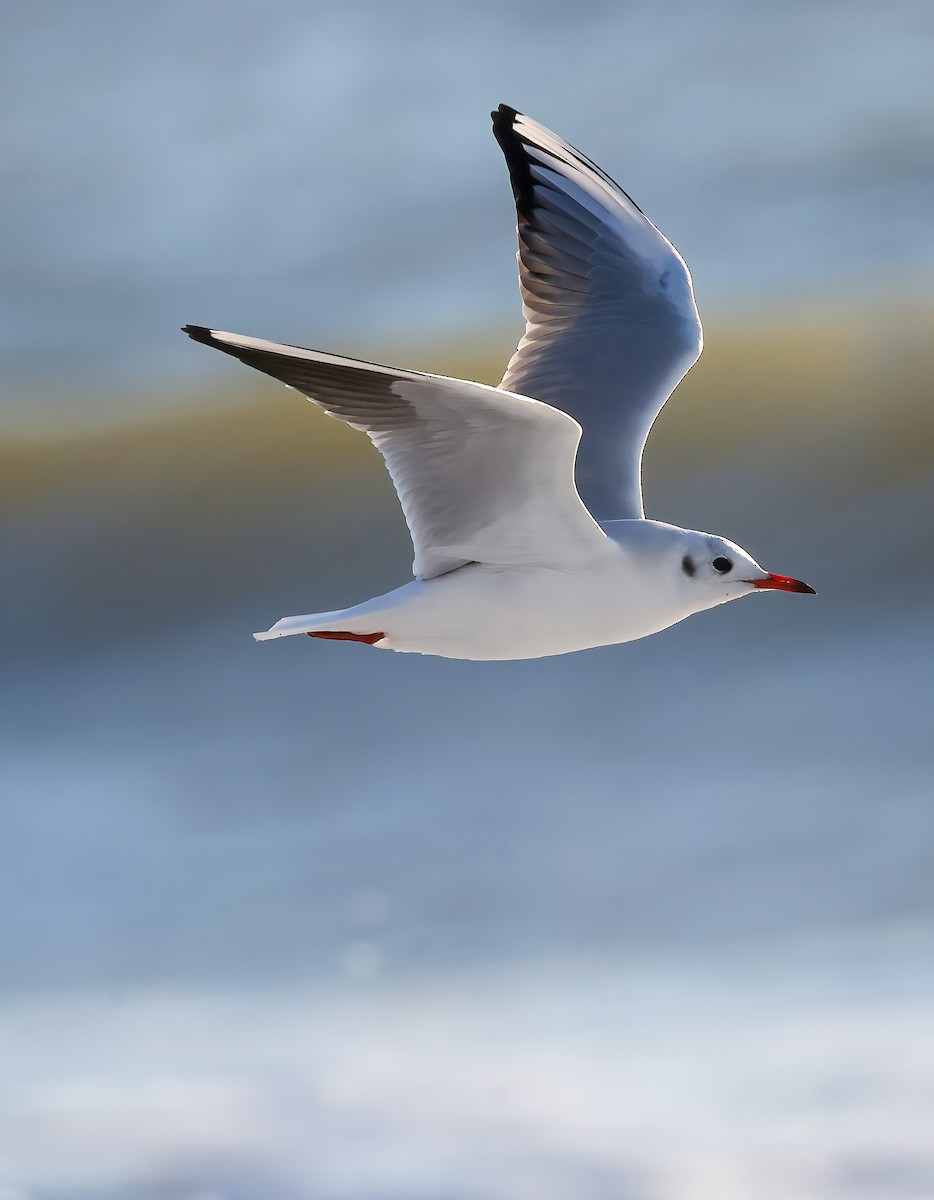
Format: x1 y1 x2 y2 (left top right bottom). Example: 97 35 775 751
493 106 703 520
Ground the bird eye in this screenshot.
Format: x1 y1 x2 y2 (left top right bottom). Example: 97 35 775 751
712 556 733 574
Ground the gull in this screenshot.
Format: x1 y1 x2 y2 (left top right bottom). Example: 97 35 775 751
183 104 814 661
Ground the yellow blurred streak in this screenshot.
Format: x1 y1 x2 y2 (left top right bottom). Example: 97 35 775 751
2 311 932 518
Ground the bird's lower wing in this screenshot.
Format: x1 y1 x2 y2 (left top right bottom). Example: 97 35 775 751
183 326 606 579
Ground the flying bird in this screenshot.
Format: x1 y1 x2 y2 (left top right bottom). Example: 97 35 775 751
183 105 814 660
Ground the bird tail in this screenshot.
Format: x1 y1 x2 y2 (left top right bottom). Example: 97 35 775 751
253 602 391 645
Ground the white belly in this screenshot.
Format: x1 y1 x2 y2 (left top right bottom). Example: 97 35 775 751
372 559 690 661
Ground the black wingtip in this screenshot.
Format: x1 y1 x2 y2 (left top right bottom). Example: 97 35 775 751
490 104 646 221
491 103 521 142
182 324 216 346
492 102 520 125
491 104 536 223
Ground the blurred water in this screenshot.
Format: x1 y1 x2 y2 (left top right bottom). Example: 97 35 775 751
3 591 931 992
2 452 933 1196
2 0 933 419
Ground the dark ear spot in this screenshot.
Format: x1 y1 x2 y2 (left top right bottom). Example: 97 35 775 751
681 554 696 577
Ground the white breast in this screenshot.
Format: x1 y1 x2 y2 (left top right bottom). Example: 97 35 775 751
373 548 692 661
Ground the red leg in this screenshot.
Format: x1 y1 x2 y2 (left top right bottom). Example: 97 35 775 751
307 630 385 645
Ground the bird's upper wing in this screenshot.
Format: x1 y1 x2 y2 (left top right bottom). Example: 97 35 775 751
493 105 703 521
183 326 606 580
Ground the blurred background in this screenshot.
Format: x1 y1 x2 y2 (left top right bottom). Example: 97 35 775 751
2 1 933 1197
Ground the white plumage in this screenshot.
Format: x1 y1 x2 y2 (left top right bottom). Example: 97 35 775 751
184 105 814 660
